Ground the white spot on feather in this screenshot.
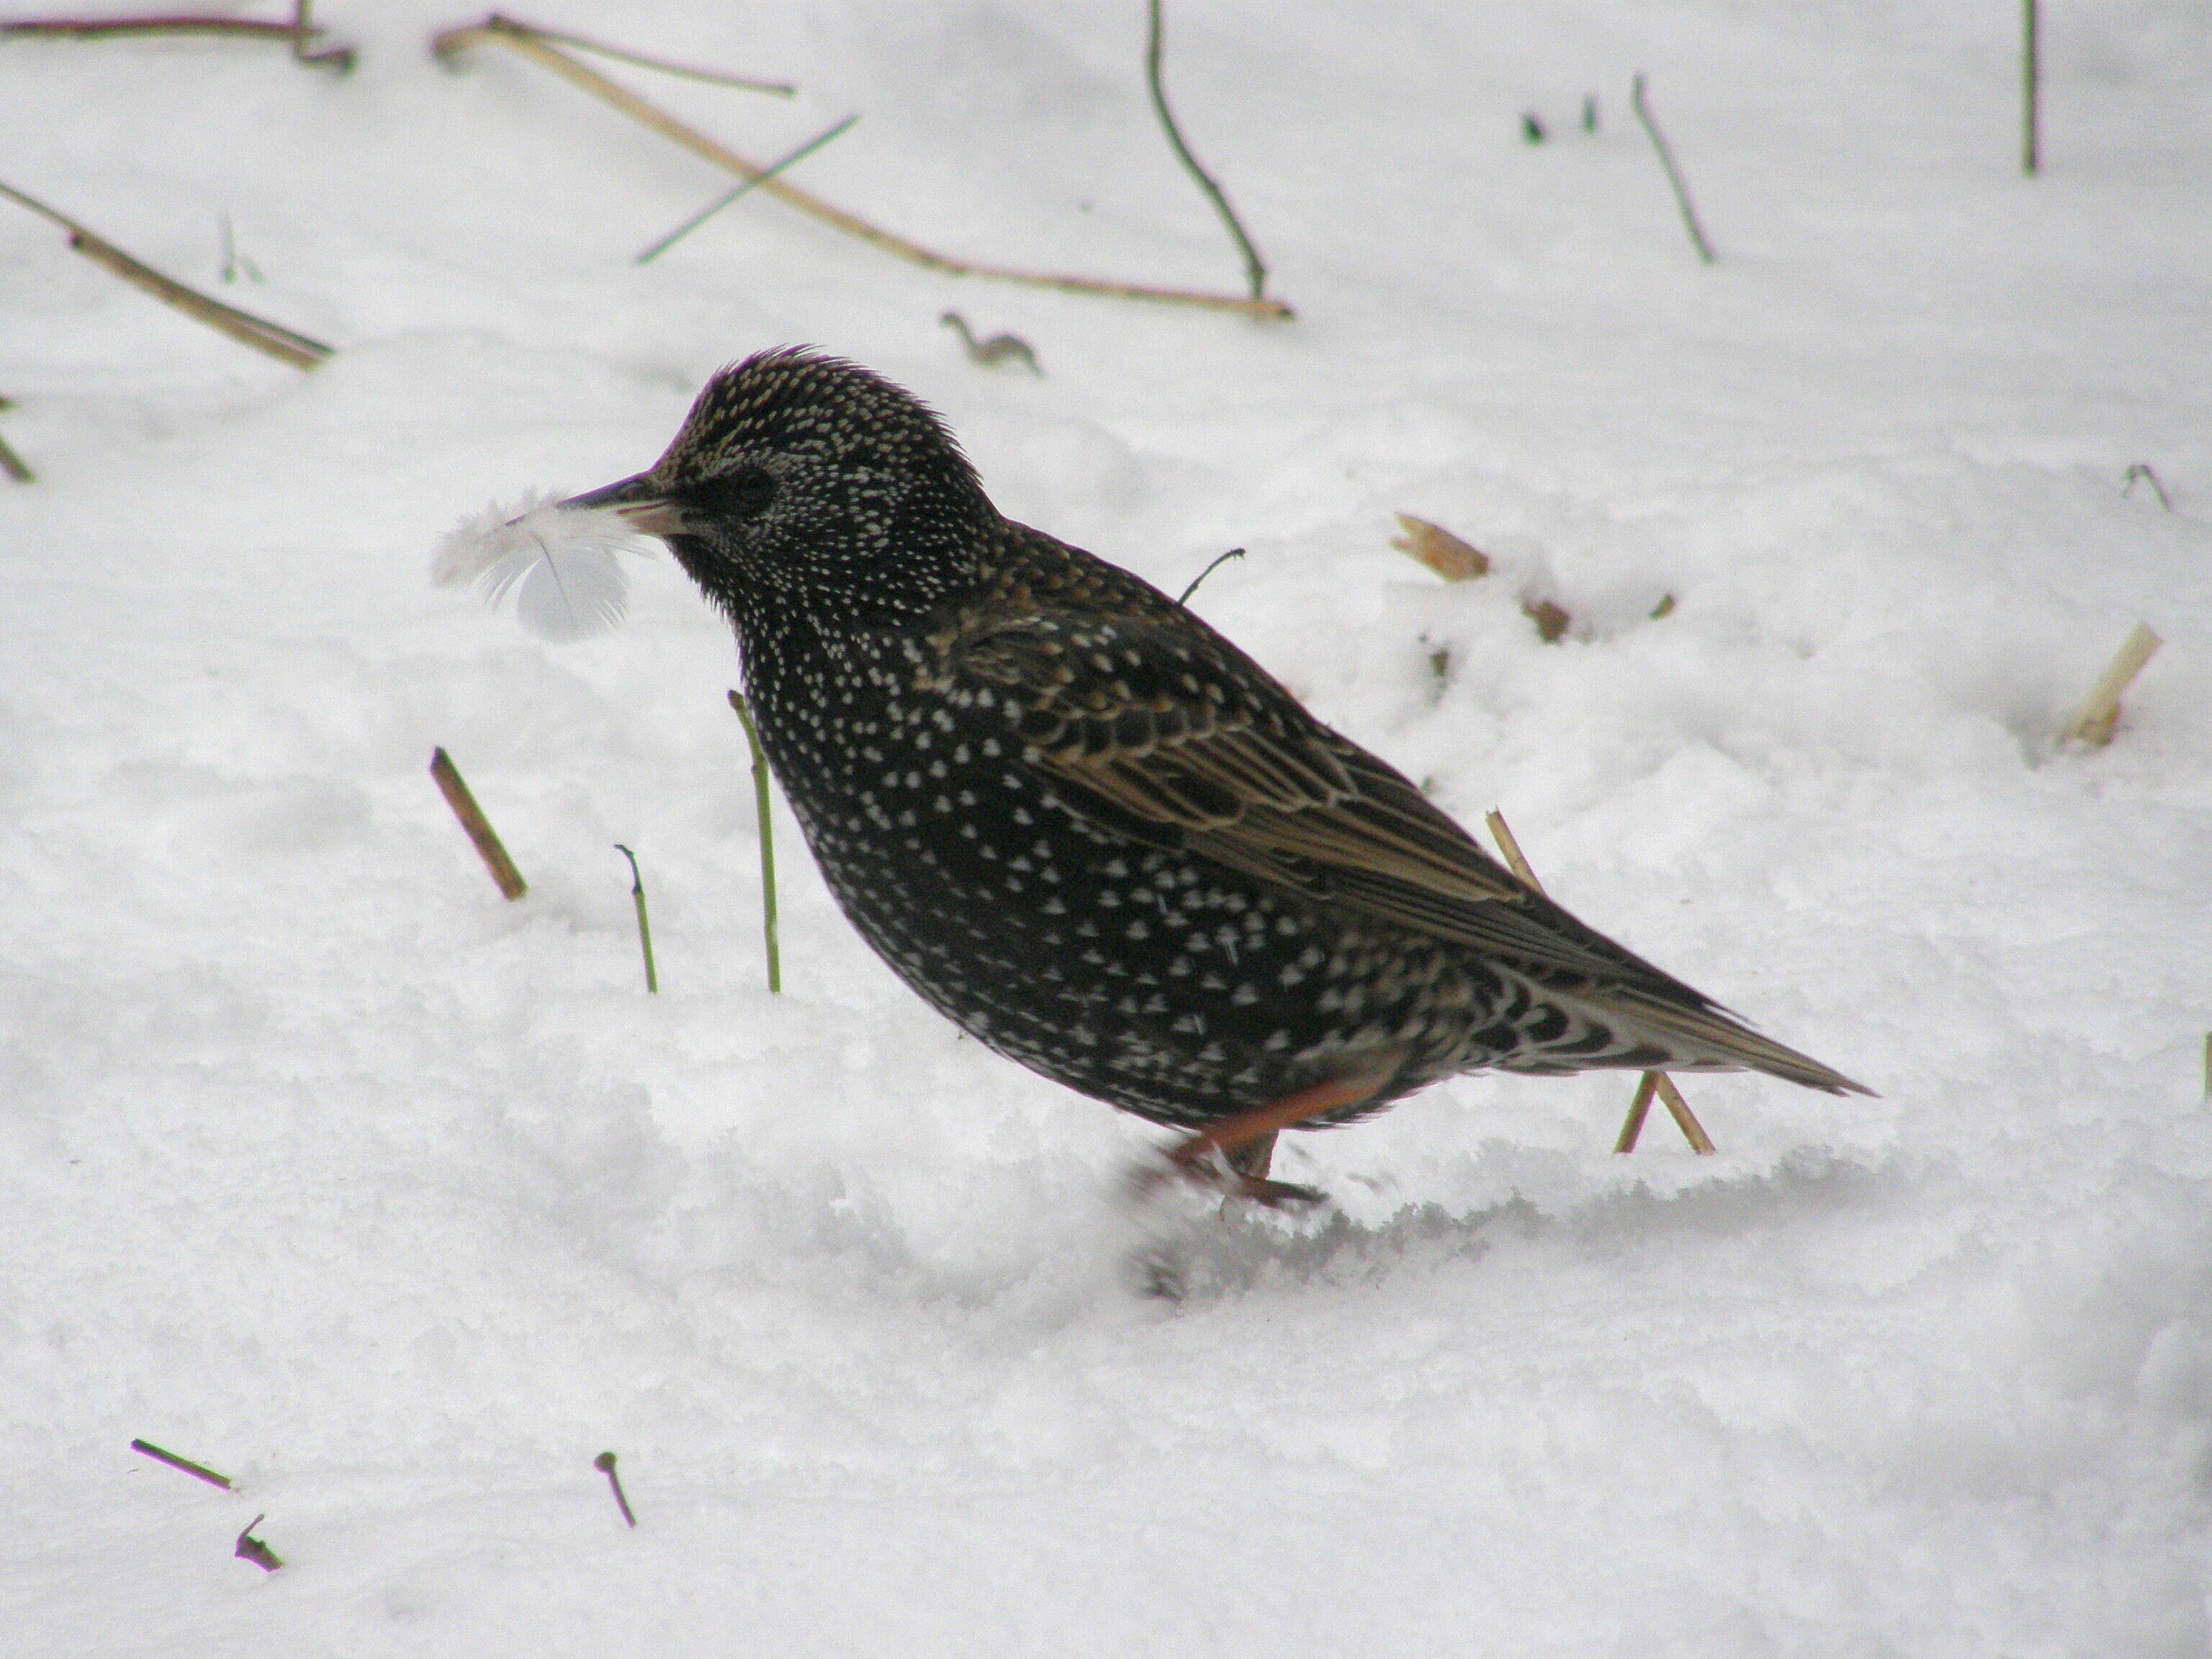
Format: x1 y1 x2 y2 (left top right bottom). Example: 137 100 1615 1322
431 490 655 642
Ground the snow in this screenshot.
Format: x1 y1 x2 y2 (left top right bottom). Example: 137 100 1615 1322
4 2 2210 1653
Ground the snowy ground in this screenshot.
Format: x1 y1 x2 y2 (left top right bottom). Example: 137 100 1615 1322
5 3 2211 1653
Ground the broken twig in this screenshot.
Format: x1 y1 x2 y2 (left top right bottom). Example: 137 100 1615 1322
429 747 527 900
2060 622 2161 749
130 1438 233 1489
1483 808 1715 1155
431 14 1290 318
593 1450 637 1527
0 179 331 369
727 691 783 993
1144 0 1269 303
1630 73 1716 265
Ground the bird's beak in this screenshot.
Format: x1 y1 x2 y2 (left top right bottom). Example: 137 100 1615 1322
561 473 689 538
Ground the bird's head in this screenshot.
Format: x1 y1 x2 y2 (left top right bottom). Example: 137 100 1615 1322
567 347 994 629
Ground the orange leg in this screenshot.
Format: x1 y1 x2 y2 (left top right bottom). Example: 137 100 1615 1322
1142 1064 1397 1208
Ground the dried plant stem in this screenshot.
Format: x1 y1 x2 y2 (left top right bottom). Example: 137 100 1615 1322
634 112 859 265
130 1438 233 1489
613 845 659 993
4 9 351 70
1143 0 1269 303
2061 623 2161 749
2021 0 2040 176
1176 546 1244 606
2122 464 2173 511
521 23 794 95
4 15 302 40
234 1514 283 1572
593 1451 638 1527
1483 808 1716 1156
428 747 527 900
431 15 1290 319
1629 73 1716 265
0 179 331 369
727 691 783 994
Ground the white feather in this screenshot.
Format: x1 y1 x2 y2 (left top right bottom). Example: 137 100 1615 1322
432 490 655 642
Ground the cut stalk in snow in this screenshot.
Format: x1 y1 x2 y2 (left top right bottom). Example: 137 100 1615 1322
429 747 527 900
2061 622 2160 749
614 845 659 993
1484 808 1716 1155
728 691 783 993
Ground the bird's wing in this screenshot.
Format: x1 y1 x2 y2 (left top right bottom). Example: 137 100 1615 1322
951 607 1703 994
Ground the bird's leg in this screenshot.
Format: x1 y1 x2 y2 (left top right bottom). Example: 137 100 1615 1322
1141 1064 1395 1208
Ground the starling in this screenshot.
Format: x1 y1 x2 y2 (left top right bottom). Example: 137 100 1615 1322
566 349 1868 1201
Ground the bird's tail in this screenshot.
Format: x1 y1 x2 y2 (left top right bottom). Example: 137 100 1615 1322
1498 977 1874 1097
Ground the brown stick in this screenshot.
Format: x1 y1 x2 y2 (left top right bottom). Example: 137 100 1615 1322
0 179 332 370
130 1438 233 1489
429 747 527 900
431 15 1292 319
1483 808 1716 1155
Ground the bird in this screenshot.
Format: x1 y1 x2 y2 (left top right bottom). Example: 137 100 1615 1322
563 347 1869 1203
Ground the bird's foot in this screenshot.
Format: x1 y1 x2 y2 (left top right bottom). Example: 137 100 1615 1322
1126 1142 1327 1210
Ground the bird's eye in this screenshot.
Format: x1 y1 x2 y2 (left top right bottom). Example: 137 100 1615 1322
691 466 777 520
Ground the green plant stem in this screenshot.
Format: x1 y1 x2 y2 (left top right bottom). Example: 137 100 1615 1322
1144 0 1269 302
1629 73 1716 265
2021 0 2039 176
1176 546 1244 606
727 691 782 994
635 112 858 264
613 845 658 993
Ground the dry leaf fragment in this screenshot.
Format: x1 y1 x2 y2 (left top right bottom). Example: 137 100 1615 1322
1390 513 1490 581
1522 597 1571 642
